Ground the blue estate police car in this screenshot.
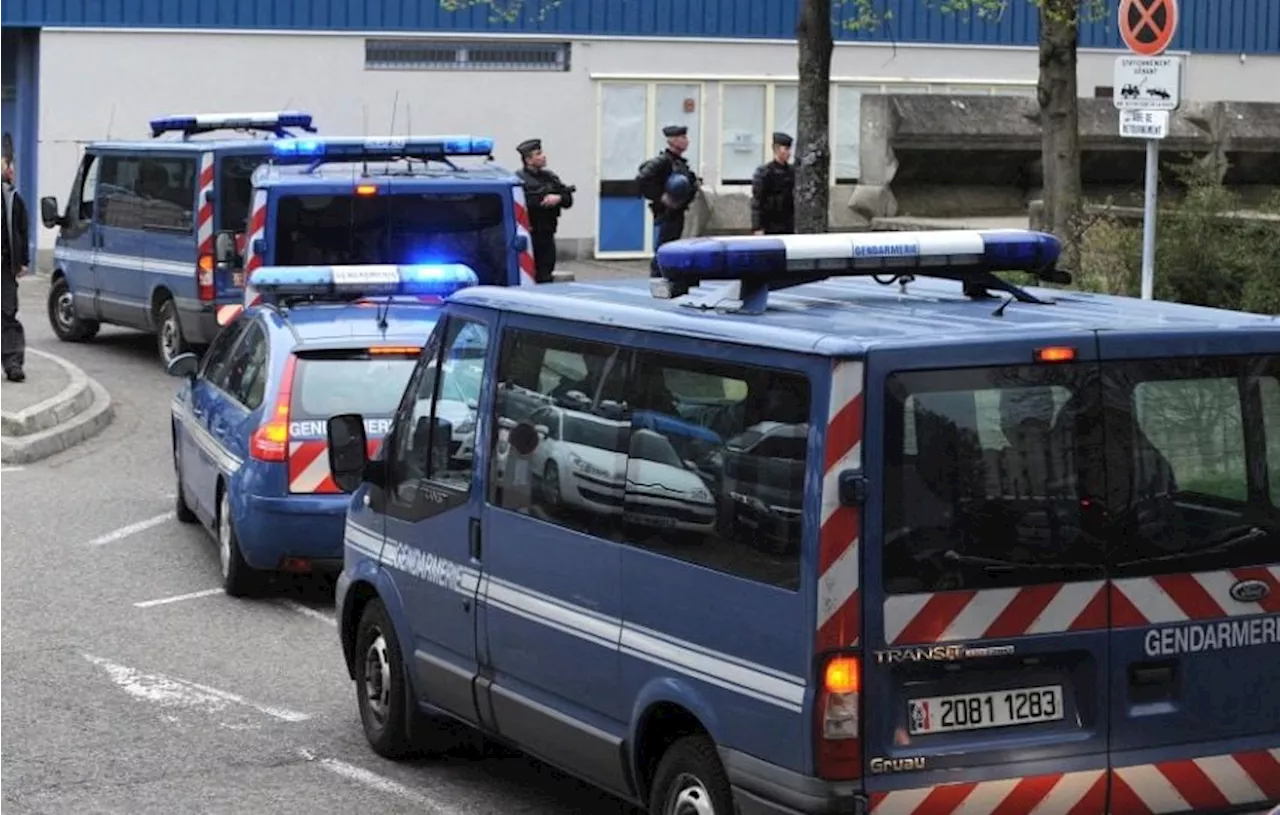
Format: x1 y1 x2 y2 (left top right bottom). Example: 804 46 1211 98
320 229 1279 815
166 264 480 596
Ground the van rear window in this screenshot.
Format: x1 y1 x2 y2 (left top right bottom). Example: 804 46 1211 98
219 155 269 234
882 355 1280 595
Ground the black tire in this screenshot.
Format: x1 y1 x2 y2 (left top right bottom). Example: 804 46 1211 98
156 297 188 368
542 461 561 508
648 734 734 815
173 440 198 524
217 489 261 597
47 276 100 342
355 599 418 760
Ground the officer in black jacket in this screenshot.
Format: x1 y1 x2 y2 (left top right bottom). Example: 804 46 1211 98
516 138 575 283
636 124 700 276
750 131 795 235
2 163 29 382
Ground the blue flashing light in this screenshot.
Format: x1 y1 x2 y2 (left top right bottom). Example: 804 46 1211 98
249 264 480 301
149 111 316 138
656 230 1062 280
269 135 495 163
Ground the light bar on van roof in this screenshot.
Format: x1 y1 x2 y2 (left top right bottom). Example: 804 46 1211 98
250 264 480 301
652 229 1069 314
149 111 316 138
270 135 495 162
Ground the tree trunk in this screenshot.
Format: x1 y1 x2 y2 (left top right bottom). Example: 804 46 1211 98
1037 0 1083 271
795 0 833 234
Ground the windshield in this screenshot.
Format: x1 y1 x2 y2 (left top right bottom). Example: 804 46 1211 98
882 355 1280 595
562 414 629 453
272 192 508 285
219 155 269 234
630 429 684 468
291 355 417 422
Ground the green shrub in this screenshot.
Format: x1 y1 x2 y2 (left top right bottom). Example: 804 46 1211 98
1078 162 1280 314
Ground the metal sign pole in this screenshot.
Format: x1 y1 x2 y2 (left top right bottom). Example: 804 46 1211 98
1140 137 1159 300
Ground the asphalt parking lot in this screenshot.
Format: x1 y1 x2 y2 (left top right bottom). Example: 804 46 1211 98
0 265 646 815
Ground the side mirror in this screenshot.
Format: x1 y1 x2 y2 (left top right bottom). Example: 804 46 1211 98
165 351 200 379
40 197 63 229
214 231 239 267
534 424 549 438
429 416 453 474
327 413 369 494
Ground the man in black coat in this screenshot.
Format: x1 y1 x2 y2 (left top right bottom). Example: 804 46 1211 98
637 124 700 277
2 162 29 382
750 132 796 235
515 138 575 283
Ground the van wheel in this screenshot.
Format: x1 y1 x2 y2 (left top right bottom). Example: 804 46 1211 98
649 735 734 815
156 298 188 367
47 277 99 342
355 599 420 759
217 490 260 597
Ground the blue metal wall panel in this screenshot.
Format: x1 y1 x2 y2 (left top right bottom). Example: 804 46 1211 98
3 0 1277 55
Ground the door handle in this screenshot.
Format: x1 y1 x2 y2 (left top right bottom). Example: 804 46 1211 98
468 517 482 561
1130 663 1175 686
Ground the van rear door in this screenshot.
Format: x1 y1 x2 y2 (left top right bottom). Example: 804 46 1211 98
1098 330 1280 812
861 335 1113 808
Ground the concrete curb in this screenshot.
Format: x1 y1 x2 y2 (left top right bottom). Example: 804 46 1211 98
0 349 115 465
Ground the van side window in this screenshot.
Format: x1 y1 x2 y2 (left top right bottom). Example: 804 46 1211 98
883 364 1103 594
97 156 146 231
139 157 197 233
387 318 489 515
70 154 100 223
621 351 809 590
488 328 631 539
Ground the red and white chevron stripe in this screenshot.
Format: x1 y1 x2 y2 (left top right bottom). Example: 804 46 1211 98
1111 565 1280 627
196 152 215 258
869 768 1106 814
241 187 270 307
816 360 864 651
1112 748 1280 814
884 581 1108 645
511 186 538 286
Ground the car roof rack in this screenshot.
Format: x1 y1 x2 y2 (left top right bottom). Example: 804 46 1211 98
650 229 1071 315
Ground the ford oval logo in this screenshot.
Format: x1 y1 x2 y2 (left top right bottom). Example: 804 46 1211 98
1229 579 1270 603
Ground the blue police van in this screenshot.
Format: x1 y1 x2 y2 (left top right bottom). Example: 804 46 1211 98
212 134 538 328
40 111 320 366
319 228 1280 815
165 263 479 596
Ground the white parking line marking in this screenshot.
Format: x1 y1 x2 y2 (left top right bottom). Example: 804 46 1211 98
1 466 25 473
87 511 176 546
279 600 337 626
134 588 224 608
298 749 451 812
84 654 311 722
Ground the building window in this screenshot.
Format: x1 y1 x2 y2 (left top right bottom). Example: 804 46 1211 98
365 39 570 72
719 83 799 186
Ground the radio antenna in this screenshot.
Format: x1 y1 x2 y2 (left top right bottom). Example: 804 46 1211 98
361 103 370 176
105 104 116 139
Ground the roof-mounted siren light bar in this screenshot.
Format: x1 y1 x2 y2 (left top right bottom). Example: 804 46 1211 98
269 135 496 163
149 111 317 139
652 229 1071 314
248 263 481 304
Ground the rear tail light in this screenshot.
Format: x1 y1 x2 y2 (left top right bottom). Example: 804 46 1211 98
250 355 298 462
198 253 215 302
815 653 861 780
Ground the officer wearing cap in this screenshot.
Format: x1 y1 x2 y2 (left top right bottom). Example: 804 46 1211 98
750 132 795 235
516 137 575 283
636 124 700 276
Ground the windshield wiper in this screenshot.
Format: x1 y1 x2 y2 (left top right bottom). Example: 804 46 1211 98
942 550 1104 574
1116 524 1272 568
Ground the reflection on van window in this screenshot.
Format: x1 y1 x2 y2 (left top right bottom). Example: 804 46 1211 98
487 327 811 591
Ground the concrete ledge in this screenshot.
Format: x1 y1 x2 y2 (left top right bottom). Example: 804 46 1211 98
0 351 114 465
1 348 95 437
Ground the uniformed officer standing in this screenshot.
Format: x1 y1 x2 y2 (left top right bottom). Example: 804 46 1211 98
0 163 29 383
637 124 700 276
515 138 575 283
750 132 795 235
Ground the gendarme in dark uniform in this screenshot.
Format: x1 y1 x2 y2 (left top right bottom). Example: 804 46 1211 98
750 131 795 235
515 138 575 283
637 124 700 276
